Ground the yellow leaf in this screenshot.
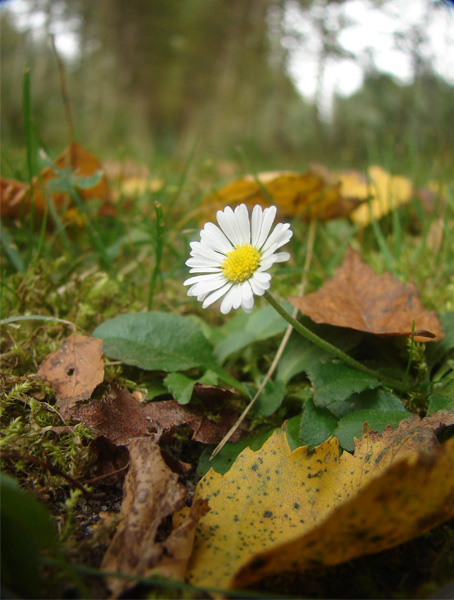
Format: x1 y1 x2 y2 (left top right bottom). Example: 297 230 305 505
178 411 454 591
349 165 413 226
199 168 361 222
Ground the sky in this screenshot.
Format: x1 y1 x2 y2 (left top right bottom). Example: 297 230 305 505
3 0 454 120
283 0 454 118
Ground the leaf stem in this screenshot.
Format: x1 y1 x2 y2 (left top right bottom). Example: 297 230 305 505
263 290 409 393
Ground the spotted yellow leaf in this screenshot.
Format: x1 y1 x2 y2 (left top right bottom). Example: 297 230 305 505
177 411 454 591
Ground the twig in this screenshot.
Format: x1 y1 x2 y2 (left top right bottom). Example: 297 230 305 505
0 451 102 500
211 219 317 459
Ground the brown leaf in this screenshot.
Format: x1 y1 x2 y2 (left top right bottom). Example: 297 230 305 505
102 437 205 598
289 247 444 342
73 386 240 446
200 168 362 222
72 384 158 445
143 400 241 445
1 142 113 219
0 177 30 217
37 333 104 417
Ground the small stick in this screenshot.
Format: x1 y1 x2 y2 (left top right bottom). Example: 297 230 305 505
0 451 102 500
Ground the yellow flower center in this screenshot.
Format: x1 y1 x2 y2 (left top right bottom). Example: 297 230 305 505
222 243 261 283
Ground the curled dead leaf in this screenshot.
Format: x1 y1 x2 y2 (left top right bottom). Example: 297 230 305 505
102 437 206 598
289 247 444 342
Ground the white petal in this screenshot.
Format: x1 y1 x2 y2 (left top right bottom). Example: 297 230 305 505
186 256 222 268
220 285 241 314
187 275 227 297
254 271 272 285
271 251 290 263
189 241 225 262
255 206 277 249
249 274 269 295
234 204 250 244
251 205 263 246
202 282 233 308
241 282 254 311
261 223 292 254
217 206 241 246
201 222 233 254
189 267 222 274
183 272 224 287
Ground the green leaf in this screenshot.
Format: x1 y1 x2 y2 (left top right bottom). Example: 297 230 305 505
164 372 195 405
327 388 406 418
285 413 303 450
299 397 338 448
425 312 454 371
214 304 289 363
307 358 380 408
428 394 454 414
335 408 411 451
428 370 454 414
276 321 363 386
197 428 275 476
93 312 216 372
1 473 58 598
252 379 286 416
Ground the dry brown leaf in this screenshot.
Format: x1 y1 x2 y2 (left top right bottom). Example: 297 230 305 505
289 247 444 342
1 142 112 219
0 177 30 217
199 168 362 222
72 384 158 445
37 333 104 417
143 400 241 445
178 411 454 591
102 437 207 598
73 386 240 446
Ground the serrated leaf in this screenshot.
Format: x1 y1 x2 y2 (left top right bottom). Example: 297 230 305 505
299 396 338 447
327 387 406 418
276 323 363 386
307 358 380 407
335 408 411 451
251 379 286 416
164 372 195 405
93 312 216 372
197 428 275 476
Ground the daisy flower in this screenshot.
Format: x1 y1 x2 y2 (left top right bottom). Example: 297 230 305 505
184 204 292 314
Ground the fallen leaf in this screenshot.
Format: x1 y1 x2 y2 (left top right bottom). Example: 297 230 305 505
37 334 104 418
102 437 207 598
346 166 413 226
200 168 362 222
178 410 454 591
72 384 157 445
73 385 241 446
289 247 444 342
0 177 30 217
143 400 241 445
1 143 112 219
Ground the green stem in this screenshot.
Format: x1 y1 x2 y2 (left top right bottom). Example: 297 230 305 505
263 291 409 393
